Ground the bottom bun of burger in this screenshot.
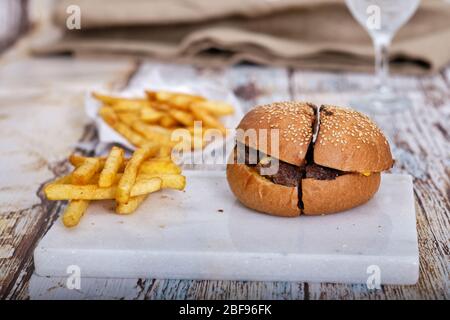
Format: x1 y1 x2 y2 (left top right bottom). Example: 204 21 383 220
226 162 300 217
302 172 381 215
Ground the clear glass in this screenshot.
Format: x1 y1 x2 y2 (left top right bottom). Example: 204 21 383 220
345 0 420 114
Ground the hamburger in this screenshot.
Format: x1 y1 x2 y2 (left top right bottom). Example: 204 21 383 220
226 102 393 217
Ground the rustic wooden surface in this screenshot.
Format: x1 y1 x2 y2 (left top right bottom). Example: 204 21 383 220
0 55 448 300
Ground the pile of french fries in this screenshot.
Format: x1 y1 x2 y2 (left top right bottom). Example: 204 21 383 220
44 144 185 228
93 90 234 152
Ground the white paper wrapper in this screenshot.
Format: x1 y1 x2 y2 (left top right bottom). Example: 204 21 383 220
85 67 244 166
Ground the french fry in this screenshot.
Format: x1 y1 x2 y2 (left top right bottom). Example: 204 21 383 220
99 106 118 126
146 91 185 103
70 155 128 170
140 107 164 123
112 100 149 112
117 112 139 126
168 109 194 126
112 122 147 147
137 174 186 190
116 144 159 203
146 90 169 101
157 145 172 158
116 195 147 215
147 90 203 102
93 92 147 106
44 174 73 191
159 114 178 128
70 155 105 167
154 155 172 161
131 121 173 145
146 124 173 136
190 100 234 116
130 177 162 197
91 173 122 185
143 157 172 164
62 200 90 228
132 120 171 137
99 146 125 187
161 174 185 190
191 108 226 134
171 94 204 110
151 102 171 112
45 184 117 200
71 158 101 185
139 160 182 175
70 155 186 179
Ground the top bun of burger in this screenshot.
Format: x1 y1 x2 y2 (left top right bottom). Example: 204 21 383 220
236 101 315 166
227 102 393 217
314 105 393 173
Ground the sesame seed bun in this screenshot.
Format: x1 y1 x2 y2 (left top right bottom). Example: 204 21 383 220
236 102 315 166
302 173 381 215
314 106 393 172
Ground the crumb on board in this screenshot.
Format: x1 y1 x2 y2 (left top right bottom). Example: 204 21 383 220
217 209 224 213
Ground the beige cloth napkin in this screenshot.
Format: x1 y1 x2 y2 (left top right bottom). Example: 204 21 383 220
33 0 450 74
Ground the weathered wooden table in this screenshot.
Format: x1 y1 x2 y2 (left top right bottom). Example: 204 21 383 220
0 53 448 299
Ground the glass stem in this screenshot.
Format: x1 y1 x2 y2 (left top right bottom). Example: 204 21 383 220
373 36 392 93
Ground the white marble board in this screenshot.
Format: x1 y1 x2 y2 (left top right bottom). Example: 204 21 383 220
34 172 418 285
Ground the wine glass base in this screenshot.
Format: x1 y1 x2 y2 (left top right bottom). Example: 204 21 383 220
348 92 412 115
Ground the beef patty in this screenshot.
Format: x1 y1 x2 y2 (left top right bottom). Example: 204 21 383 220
255 158 302 187
235 144 341 187
236 143 301 187
305 163 340 180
